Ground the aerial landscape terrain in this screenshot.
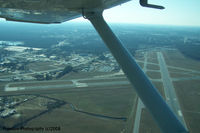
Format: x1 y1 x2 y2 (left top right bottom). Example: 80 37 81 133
0 22 200 133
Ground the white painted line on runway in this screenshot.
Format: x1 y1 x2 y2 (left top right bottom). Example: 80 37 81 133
178 110 183 117
72 80 88 87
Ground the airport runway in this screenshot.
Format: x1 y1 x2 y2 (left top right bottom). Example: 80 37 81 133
157 52 187 128
133 52 147 133
132 51 190 133
4 76 129 92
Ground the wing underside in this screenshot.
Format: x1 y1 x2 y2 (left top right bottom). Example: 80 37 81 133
0 0 130 23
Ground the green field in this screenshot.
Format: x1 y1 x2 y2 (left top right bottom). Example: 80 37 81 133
174 80 200 133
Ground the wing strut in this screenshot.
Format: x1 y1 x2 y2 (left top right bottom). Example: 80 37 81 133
83 11 188 133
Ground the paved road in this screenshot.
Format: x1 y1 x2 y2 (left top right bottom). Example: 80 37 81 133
157 52 187 128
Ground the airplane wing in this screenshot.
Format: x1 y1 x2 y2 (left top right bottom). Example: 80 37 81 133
0 0 130 24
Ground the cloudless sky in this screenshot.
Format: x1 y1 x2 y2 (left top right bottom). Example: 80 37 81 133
72 0 200 26
0 0 199 26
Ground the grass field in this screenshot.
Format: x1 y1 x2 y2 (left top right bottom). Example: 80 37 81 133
45 85 137 133
60 72 113 80
79 78 127 84
27 61 60 72
26 109 125 133
174 80 200 133
146 64 160 70
163 50 200 71
139 109 161 133
45 85 136 117
0 82 136 133
169 72 194 78
147 57 158 64
146 71 161 79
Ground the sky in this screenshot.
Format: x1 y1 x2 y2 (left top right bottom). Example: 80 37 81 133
72 0 200 26
0 0 200 26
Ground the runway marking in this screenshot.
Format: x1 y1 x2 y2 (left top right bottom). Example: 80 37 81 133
178 110 183 117
72 80 88 87
173 98 177 101
5 86 25 91
166 97 170 101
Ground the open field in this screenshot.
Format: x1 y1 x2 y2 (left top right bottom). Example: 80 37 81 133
147 57 158 64
79 77 127 83
26 109 125 133
169 72 194 78
164 50 200 71
0 70 136 133
168 68 188 73
174 80 200 133
0 84 136 133
146 71 161 79
146 64 160 70
139 109 161 133
147 51 157 59
60 72 114 80
27 61 61 72
45 86 135 117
